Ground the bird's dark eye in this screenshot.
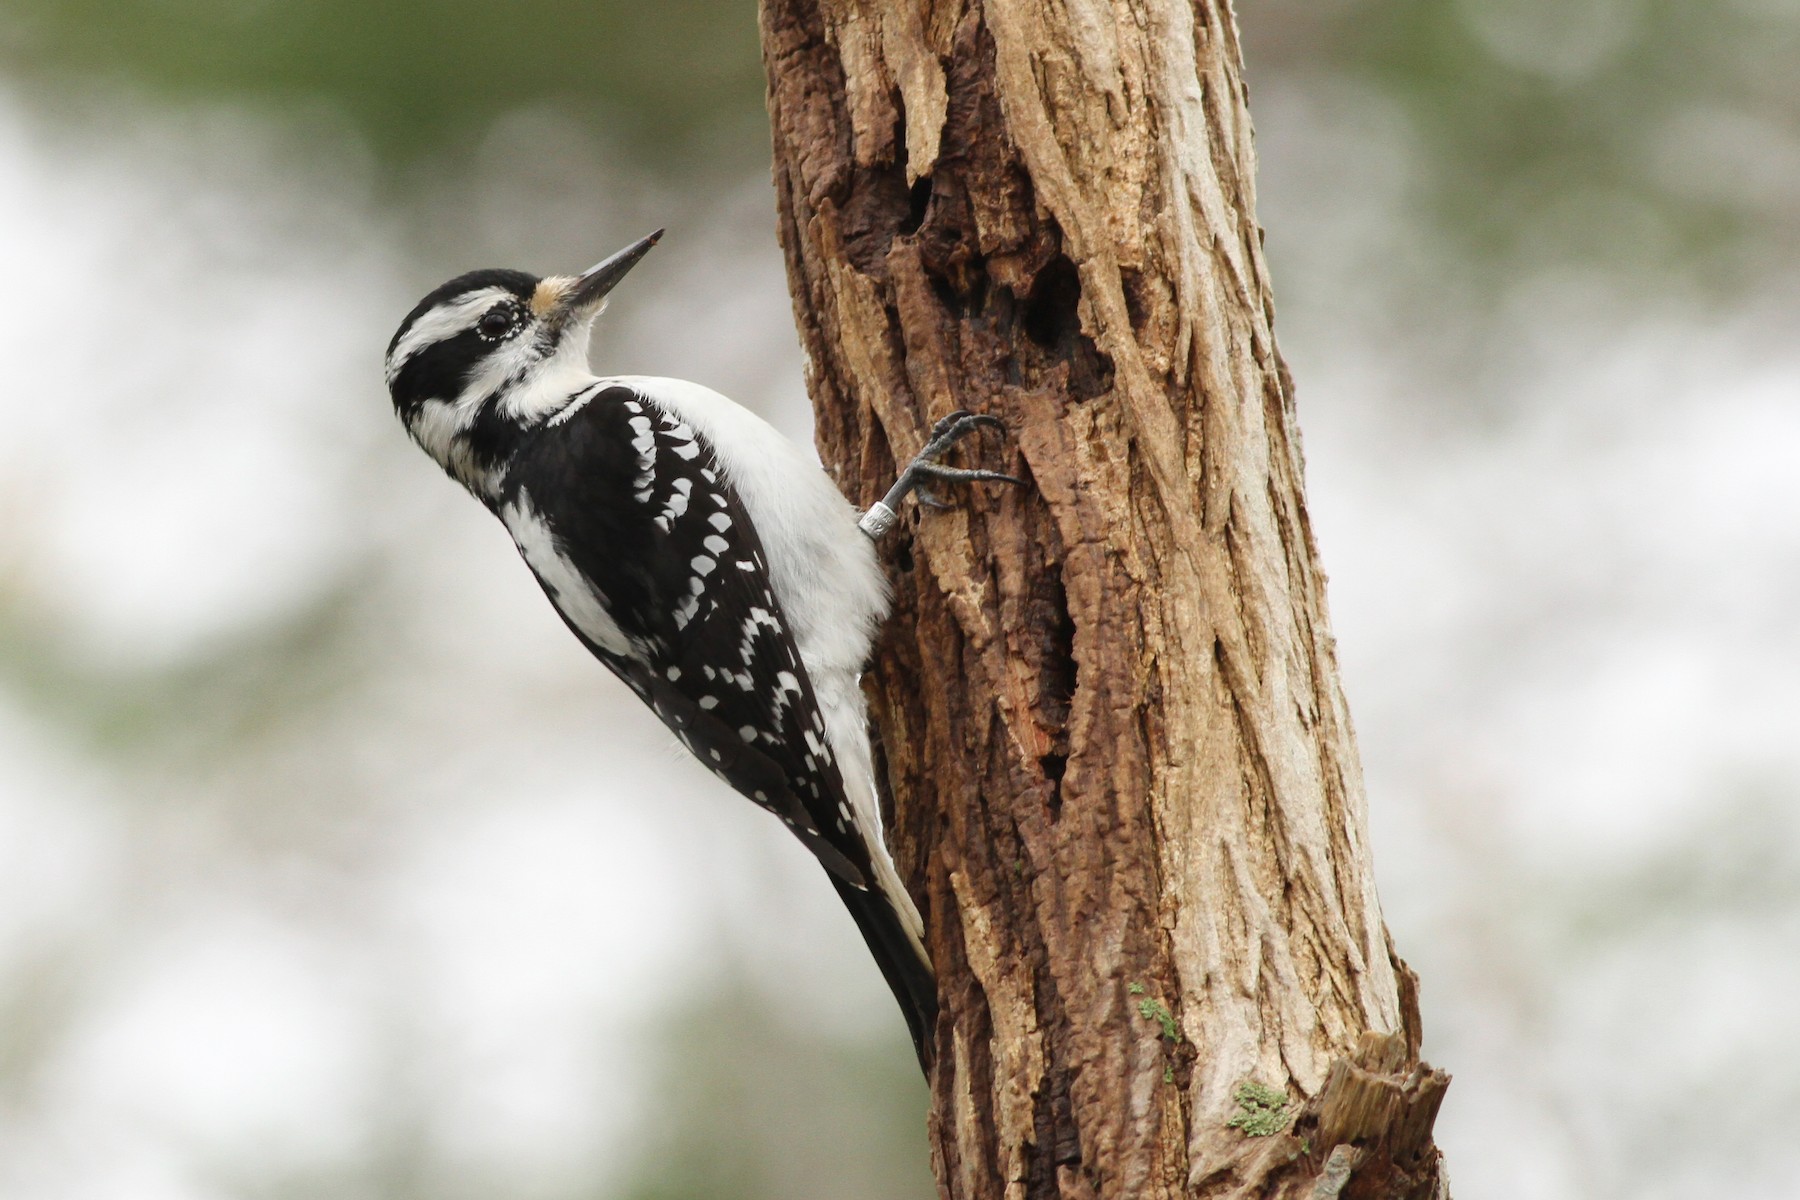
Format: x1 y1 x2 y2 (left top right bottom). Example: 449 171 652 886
477 306 518 339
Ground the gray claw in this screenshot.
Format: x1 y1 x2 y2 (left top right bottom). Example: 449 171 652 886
926 410 972 441
909 463 1024 487
920 412 1006 460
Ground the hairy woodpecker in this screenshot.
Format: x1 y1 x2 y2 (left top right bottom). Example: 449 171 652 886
383 230 1017 1063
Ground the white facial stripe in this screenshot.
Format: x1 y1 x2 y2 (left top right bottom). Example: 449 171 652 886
451 330 541 412
384 287 516 382
400 323 599 506
408 398 462 463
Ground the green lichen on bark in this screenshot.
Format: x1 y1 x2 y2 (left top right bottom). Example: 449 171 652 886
1226 1080 1291 1137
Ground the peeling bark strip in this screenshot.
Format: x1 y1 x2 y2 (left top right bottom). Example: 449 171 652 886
758 1 1449 1196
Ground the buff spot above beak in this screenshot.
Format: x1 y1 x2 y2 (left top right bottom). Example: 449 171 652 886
531 276 575 317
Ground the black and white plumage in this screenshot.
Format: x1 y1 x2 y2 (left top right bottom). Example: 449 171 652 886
383 231 1015 1063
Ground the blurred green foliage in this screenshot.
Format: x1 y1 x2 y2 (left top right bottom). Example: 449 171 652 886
1247 0 1800 286
615 969 932 1200
10 0 1797 282
0 577 367 766
3 0 767 163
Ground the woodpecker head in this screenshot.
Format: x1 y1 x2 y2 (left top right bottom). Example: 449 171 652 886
383 229 662 495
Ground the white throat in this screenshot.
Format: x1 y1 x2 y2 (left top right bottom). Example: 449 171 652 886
498 328 599 423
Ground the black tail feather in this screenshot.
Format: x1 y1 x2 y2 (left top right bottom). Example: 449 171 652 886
830 877 938 1071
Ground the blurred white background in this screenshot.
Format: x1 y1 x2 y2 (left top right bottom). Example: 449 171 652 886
0 2 1796 1197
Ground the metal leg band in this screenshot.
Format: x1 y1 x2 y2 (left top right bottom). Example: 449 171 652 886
858 501 899 539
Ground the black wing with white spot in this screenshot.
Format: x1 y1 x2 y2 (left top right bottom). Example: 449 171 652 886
499 386 875 888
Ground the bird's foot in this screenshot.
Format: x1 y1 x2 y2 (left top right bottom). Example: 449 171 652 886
859 410 1022 539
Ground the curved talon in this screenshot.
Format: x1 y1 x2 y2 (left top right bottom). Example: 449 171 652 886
910 463 1023 487
927 409 973 441
920 412 1005 459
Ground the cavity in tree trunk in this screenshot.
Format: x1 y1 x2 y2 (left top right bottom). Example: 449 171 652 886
759 2 1450 1196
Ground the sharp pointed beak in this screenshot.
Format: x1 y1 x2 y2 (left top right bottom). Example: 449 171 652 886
561 229 664 317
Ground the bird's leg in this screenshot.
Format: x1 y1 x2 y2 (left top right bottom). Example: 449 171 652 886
858 410 1023 539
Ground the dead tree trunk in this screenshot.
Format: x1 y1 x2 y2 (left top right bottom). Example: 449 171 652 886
759 1 1449 1196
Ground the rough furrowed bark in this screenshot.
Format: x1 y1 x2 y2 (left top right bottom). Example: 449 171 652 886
758 1 1450 1196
